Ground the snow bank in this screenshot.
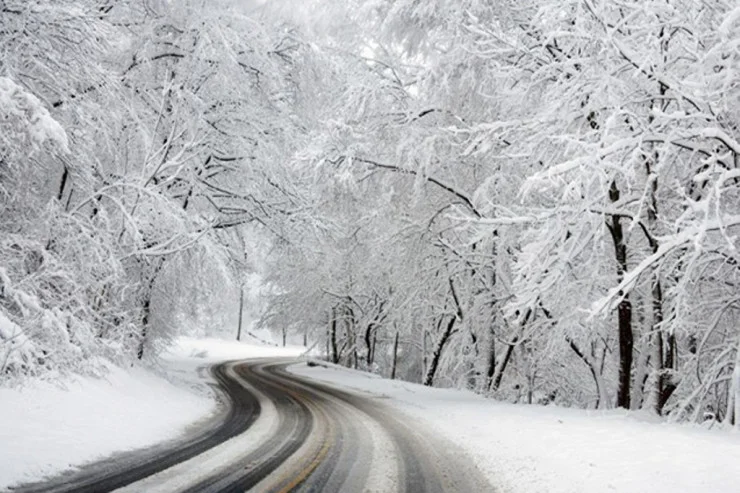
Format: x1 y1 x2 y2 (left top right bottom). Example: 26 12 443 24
0 362 215 489
291 361 740 493
0 336 302 490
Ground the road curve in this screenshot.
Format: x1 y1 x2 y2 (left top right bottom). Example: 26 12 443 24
11 358 492 493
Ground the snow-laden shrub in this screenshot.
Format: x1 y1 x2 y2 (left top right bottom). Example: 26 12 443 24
0 303 37 375
0 200 146 381
0 76 69 158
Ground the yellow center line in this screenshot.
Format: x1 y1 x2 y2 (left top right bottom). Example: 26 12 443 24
273 385 334 493
243 363 336 493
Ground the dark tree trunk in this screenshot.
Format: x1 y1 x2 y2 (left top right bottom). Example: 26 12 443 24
423 315 456 386
330 308 339 364
371 331 377 367
423 278 463 387
136 259 165 360
391 330 400 380
607 180 634 409
491 308 531 392
365 323 374 366
646 68 675 414
644 154 676 415
344 305 358 369
236 287 244 341
568 338 607 409
656 279 677 413
137 308 148 360
57 165 69 202
486 327 496 390
491 336 517 392
486 234 498 390
137 281 154 360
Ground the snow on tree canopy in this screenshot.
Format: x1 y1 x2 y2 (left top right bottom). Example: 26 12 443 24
0 77 69 154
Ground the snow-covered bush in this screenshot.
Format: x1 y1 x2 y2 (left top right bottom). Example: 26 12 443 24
0 76 69 157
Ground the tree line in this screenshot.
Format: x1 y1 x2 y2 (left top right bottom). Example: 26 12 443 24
2 0 740 425
262 0 740 423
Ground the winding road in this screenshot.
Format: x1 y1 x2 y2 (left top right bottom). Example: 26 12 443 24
12 359 491 493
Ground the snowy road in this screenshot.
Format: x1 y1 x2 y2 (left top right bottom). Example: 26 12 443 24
12 359 490 493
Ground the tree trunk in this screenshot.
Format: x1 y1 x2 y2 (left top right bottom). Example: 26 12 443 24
646 180 676 414
568 338 609 409
486 232 499 391
330 308 339 364
491 337 516 392
486 333 496 390
137 301 149 360
491 309 531 392
464 329 479 390
57 165 69 202
732 348 740 426
371 331 377 367
343 305 357 368
137 290 152 360
645 72 675 415
727 342 740 427
424 278 464 387
654 280 677 414
421 321 428 383
137 262 163 360
608 180 634 409
236 286 244 341
423 315 457 386
390 330 399 380
365 323 374 367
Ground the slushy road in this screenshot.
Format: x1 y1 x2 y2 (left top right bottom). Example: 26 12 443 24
12 359 491 493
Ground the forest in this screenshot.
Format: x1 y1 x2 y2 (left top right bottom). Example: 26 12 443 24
1 0 739 424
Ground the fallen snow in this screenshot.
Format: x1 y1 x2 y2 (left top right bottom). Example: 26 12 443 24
166 335 306 363
290 361 740 493
0 362 214 490
0 336 304 490
7 336 729 493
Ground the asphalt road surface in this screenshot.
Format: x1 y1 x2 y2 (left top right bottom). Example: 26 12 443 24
11 359 492 493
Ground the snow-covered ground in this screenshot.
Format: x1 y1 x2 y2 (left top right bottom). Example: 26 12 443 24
291 361 740 493
169 335 306 363
0 336 304 490
0 362 213 489
4 336 738 493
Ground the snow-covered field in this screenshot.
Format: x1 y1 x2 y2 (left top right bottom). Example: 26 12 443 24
0 336 303 490
291 361 740 493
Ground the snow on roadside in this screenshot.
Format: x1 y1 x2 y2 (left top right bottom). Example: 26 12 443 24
0 362 214 490
290 361 740 493
0 336 304 490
